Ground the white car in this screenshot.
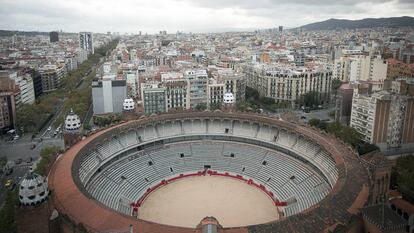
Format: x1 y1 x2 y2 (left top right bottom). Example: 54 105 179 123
47 126 52 131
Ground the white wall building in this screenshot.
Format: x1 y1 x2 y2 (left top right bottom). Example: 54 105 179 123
9 73 35 106
79 32 94 54
185 69 208 108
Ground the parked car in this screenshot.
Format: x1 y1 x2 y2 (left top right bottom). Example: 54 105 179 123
15 158 22 164
26 157 33 163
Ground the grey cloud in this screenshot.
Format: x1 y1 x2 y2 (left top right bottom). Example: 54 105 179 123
174 0 394 9
0 0 412 33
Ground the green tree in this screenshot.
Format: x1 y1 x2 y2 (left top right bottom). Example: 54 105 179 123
0 190 18 233
394 156 414 191
303 91 320 107
210 103 221 111
332 79 342 92
308 118 321 127
195 103 207 111
34 146 61 176
245 86 260 101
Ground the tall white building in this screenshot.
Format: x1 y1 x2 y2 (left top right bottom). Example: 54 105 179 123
126 72 139 98
9 72 35 106
334 55 387 82
349 55 387 82
79 32 94 54
185 69 208 108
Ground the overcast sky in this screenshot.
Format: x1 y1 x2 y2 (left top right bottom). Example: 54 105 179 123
0 0 413 34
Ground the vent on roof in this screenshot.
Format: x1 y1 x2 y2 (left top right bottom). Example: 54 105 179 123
262 161 267 166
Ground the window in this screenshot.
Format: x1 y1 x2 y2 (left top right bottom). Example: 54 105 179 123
144 178 149 182
170 167 173 172
230 153 234 158
204 165 211 169
242 167 245 172
225 128 229 134
180 153 185 158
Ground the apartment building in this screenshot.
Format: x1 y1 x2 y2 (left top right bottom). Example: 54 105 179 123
38 64 66 93
350 80 414 150
245 63 332 108
141 83 166 114
185 69 208 108
162 72 190 112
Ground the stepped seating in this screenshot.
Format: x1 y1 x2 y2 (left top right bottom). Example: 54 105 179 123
79 120 341 218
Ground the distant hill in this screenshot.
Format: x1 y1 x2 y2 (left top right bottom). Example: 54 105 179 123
300 16 414 31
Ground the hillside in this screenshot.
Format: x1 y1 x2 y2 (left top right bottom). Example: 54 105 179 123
301 16 414 30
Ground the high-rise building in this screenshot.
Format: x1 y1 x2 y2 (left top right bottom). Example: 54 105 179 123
8 72 35 105
335 83 354 126
38 64 66 93
0 74 18 130
92 79 127 115
185 70 208 108
126 72 139 98
162 72 190 112
141 83 166 114
333 55 387 82
350 80 414 151
79 32 94 54
27 69 43 98
50 31 59 43
207 79 225 107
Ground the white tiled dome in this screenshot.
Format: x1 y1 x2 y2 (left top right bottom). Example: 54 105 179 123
65 109 81 131
123 98 135 111
19 172 49 206
223 92 235 104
